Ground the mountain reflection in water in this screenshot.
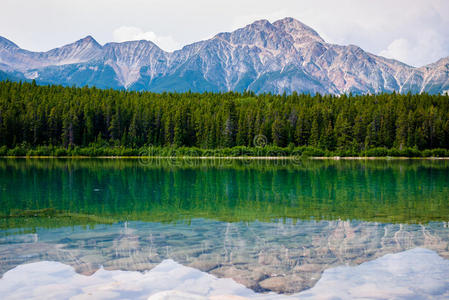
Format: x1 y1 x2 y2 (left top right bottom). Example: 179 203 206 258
0 158 449 295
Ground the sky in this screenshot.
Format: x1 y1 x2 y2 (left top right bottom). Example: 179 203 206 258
0 0 448 67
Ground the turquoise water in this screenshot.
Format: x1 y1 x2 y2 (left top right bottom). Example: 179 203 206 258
0 158 449 297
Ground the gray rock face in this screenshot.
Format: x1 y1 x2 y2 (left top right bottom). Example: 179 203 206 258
1 17 448 94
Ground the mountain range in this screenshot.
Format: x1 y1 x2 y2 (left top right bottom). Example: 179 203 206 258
1 17 448 94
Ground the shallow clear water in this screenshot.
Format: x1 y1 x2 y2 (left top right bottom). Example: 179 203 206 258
0 158 449 298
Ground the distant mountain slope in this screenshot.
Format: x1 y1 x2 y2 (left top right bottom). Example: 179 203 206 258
1 18 448 94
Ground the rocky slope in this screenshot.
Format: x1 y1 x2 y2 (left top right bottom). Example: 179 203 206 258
1 17 448 94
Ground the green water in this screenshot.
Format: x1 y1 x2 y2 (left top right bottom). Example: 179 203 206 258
1 158 449 226
1 158 449 294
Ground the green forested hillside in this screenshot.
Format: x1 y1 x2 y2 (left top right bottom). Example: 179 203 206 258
0 80 448 156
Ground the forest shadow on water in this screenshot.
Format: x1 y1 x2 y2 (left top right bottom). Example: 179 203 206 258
1 158 449 228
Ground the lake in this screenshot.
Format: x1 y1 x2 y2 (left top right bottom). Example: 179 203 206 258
1 158 449 299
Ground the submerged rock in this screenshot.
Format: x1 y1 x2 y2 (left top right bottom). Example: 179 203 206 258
1 220 449 294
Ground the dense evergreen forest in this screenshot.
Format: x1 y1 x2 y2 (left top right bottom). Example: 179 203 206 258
0 80 448 157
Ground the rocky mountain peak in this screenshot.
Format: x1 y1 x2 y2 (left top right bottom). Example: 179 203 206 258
103 40 164 62
42 35 103 66
0 18 448 95
105 39 159 49
273 17 325 45
45 35 102 56
219 19 292 50
0 36 19 49
422 55 449 69
274 17 318 32
73 35 102 49
247 19 273 30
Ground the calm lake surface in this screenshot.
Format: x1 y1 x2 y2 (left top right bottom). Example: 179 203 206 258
1 158 449 299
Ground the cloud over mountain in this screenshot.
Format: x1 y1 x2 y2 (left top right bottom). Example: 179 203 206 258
113 26 180 52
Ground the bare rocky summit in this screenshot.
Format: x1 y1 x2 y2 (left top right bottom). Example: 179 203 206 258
1 17 448 94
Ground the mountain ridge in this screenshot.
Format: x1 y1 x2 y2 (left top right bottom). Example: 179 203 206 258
0 17 448 94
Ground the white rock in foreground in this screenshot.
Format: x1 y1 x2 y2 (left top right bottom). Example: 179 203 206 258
0 248 448 300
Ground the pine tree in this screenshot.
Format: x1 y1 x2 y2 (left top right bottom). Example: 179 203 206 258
309 118 320 147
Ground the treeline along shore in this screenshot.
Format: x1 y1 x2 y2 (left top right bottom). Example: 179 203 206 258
0 80 448 157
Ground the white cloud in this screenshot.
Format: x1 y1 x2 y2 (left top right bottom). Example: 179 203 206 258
380 38 414 65
113 26 180 52
380 31 447 67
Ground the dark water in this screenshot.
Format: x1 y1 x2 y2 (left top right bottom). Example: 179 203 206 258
0 158 449 297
